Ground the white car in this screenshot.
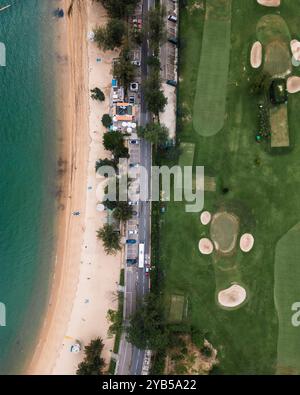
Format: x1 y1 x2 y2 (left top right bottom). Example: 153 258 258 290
132 60 141 67
128 229 138 235
129 201 139 206
168 15 177 23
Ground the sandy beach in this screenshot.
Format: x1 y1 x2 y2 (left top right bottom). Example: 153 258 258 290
26 0 121 374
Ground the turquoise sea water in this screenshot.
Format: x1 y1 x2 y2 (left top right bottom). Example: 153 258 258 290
0 0 59 373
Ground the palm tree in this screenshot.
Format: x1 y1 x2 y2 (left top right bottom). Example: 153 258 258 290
113 202 133 221
97 224 121 255
76 338 105 375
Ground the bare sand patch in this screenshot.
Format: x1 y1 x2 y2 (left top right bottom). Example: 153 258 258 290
240 233 254 252
291 39 300 61
199 238 214 255
218 284 247 308
270 104 290 147
250 41 262 68
287 76 300 93
200 211 211 225
257 0 280 7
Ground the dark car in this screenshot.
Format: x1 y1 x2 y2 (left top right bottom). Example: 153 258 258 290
168 37 178 45
166 79 177 87
126 239 137 244
126 258 137 265
130 139 139 145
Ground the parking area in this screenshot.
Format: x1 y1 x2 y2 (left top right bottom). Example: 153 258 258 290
161 0 178 82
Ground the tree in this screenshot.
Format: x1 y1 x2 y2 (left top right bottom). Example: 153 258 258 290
98 0 139 19
103 130 129 160
145 5 167 56
76 338 105 375
250 71 271 96
97 224 121 255
101 114 112 128
113 201 133 221
94 19 125 51
91 87 105 101
143 70 168 117
95 158 117 174
127 293 168 351
137 123 169 148
113 44 135 90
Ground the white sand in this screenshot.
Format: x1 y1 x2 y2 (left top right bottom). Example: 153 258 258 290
26 0 120 375
218 285 247 308
240 233 255 253
199 238 214 255
291 40 300 61
250 41 262 68
257 0 280 7
200 211 211 225
287 76 300 93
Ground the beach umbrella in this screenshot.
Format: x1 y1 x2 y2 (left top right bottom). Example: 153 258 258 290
132 123 137 129
122 122 128 127
127 127 133 133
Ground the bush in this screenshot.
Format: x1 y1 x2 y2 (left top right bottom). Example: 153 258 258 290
102 114 112 128
91 87 105 101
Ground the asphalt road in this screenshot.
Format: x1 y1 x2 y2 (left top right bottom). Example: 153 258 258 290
116 0 154 376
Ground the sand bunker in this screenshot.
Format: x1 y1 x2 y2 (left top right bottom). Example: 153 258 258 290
199 238 214 255
257 0 280 7
200 211 211 225
287 76 300 93
250 41 262 68
240 233 255 252
218 284 247 308
291 40 300 61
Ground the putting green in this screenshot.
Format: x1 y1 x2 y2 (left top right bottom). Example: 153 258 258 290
210 212 239 254
256 15 291 77
193 0 232 137
274 223 300 374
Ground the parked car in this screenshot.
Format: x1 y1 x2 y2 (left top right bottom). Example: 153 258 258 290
166 79 177 87
168 15 177 23
130 139 139 145
129 163 139 168
128 229 138 235
145 266 150 276
72 211 80 216
132 211 139 217
168 37 178 45
132 60 141 67
126 258 137 265
129 200 139 206
126 239 137 244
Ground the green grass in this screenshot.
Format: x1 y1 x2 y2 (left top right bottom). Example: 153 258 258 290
160 0 300 374
193 0 232 137
274 223 300 374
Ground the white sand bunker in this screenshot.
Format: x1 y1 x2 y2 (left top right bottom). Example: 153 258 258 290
199 238 214 255
250 41 262 68
291 40 300 61
287 76 300 93
240 233 255 252
257 0 280 7
200 211 211 225
218 284 247 308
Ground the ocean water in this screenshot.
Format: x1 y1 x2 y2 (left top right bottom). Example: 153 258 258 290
0 0 60 373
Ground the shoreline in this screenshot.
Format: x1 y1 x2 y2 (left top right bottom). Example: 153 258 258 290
25 0 121 374
26 0 90 374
